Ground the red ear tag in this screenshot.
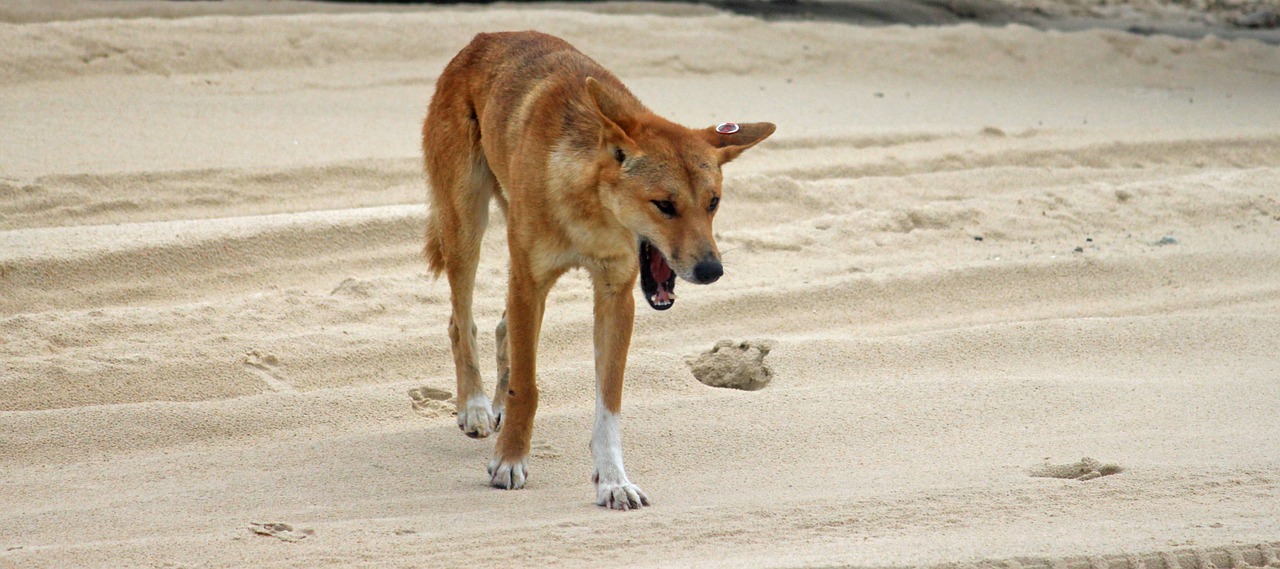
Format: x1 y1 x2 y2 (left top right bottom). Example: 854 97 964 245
715 122 740 134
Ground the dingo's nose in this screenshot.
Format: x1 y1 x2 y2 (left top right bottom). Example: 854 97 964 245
692 258 723 284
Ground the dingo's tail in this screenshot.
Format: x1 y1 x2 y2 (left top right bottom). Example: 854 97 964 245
423 209 448 278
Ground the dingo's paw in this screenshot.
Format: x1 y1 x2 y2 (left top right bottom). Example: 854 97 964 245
592 471 649 511
487 456 528 490
491 402 505 433
457 395 496 439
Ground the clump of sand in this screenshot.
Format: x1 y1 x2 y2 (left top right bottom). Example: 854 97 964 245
1029 457 1125 481
685 339 775 391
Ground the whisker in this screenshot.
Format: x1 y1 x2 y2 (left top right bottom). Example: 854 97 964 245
719 257 737 276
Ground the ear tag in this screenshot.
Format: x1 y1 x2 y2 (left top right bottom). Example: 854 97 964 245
715 122 740 134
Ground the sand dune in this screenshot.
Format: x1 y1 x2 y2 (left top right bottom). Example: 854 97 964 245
2 2 1279 567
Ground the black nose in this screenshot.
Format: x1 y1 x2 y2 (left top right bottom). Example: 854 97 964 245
692 259 723 284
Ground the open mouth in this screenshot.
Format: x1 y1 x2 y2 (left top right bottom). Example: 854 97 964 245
639 239 677 310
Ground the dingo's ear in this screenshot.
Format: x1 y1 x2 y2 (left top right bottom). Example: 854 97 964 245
585 77 635 145
703 122 776 164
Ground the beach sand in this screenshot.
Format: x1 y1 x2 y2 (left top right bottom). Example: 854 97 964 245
2 2 1279 567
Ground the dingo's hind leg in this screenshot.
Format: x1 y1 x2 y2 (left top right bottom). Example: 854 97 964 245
493 313 509 431
423 84 499 439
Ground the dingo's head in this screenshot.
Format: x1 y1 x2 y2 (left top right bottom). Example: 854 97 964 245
585 78 775 311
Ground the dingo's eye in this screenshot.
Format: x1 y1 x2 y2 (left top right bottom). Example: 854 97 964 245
614 147 626 164
651 200 676 217
708 197 720 212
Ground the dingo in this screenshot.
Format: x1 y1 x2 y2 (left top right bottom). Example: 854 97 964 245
422 31 774 510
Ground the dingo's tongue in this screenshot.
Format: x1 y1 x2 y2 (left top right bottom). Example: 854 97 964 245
650 252 673 303
650 251 672 284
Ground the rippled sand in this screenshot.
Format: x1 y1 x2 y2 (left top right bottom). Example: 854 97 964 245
3 3 1279 567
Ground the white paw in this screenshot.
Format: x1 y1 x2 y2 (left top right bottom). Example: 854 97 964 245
457 395 496 439
488 456 528 490
592 471 649 511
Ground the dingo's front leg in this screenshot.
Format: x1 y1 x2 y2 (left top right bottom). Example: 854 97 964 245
488 256 554 490
589 267 649 510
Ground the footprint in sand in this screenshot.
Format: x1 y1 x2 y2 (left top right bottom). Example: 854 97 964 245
1029 457 1123 481
243 349 294 393
407 386 453 417
244 349 279 368
685 339 775 391
248 521 314 542
329 277 373 297
531 440 561 459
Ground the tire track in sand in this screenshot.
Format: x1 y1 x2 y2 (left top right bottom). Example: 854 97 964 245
0 205 427 315
901 542 1280 569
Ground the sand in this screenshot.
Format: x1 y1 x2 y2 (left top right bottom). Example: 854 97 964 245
2 1 1279 567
